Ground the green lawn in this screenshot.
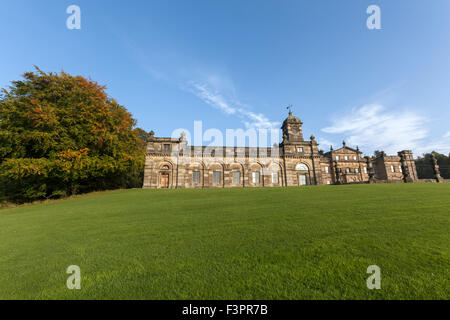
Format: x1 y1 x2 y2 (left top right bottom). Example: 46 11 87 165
0 184 449 300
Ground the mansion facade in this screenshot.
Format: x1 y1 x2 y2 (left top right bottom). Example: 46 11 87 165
143 112 418 189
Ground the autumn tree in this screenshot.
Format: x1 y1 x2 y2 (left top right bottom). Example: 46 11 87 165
0 67 146 203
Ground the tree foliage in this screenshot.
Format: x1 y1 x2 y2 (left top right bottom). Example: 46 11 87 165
0 67 146 203
415 152 450 179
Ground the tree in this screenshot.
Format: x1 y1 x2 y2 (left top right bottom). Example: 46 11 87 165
415 151 450 179
0 67 146 203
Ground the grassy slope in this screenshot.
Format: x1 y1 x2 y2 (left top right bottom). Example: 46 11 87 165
0 184 449 300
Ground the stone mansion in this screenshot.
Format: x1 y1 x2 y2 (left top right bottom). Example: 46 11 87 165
143 112 419 189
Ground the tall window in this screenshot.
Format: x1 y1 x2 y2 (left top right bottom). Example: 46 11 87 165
232 171 240 184
336 156 339 160
324 166 329 173
192 171 200 183
344 156 349 160
272 172 279 184
163 144 171 152
252 172 260 184
390 165 395 173
364 167 368 174
213 171 221 184
346 168 350 173
353 156 357 160
355 168 359 173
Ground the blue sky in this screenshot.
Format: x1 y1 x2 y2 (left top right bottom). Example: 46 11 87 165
1 0 449 156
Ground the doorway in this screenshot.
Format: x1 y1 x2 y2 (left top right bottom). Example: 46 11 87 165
299 174 307 186
160 173 169 188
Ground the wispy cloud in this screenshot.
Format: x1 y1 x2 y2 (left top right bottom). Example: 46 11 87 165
187 82 236 115
116 34 279 130
316 137 336 151
414 132 450 155
322 104 429 154
185 80 280 130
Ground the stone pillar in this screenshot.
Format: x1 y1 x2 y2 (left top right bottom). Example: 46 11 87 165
310 135 318 185
398 150 418 182
366 156 375 184
431 154 444 183
400 153 413 183
333 161 341 185
282 145 288 187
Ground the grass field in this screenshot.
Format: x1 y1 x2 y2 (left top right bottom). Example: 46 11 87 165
0 184 449 300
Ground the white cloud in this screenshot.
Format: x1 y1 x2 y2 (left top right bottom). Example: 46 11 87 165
316 137 336 151
322 104 429 154
189 82 236 115
413 132 450 156
186 81 280 130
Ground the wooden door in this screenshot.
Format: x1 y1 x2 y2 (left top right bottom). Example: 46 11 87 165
161 173 169 188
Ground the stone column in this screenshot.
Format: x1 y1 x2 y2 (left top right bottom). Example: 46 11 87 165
310 135 318 185
431 154 444 183
333 161 341 185
366 156 375 184
400 153 413 183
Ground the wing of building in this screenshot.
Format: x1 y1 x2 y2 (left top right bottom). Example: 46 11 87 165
143 112 418 188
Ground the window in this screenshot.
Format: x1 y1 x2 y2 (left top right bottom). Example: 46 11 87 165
353 156 357 160
364 167 368 174
295 163 309 171
252 172 260 184
390 165 395 173
355 168 359 173
344 156 349 160
327 180 331 185
232 171 240 184
161 165 170 170
163 144 171 152
324 166 329 173
213 171 221 184
399 165 403 173
346 168 350 173
192 171 200 183
297 147 304 153
335 156 339 160
272 172 279 184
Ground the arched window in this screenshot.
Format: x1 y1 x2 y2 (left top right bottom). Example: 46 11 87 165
295 163 309 171
161 165 170 170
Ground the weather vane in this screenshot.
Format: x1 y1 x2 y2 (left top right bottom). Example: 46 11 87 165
286 104 293 114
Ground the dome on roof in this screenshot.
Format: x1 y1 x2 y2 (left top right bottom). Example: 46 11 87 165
283 112 302 124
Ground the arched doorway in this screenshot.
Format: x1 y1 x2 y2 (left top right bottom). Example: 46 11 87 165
295 163 310 186
160 164 170 188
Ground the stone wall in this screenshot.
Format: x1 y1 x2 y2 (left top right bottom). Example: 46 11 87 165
143 113 421 189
